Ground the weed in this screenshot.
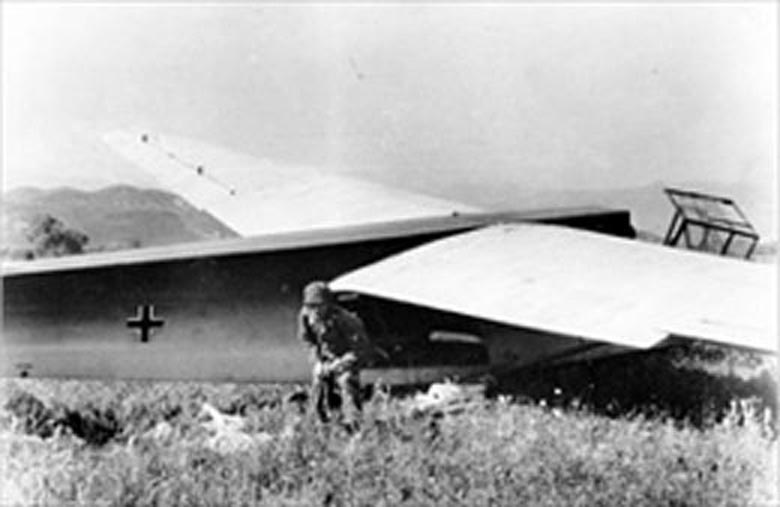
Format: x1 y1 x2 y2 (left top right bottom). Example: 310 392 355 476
0 378 777 506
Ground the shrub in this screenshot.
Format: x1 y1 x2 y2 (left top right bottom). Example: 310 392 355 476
25 214 89 258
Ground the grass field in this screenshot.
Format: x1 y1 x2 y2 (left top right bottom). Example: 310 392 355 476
1 370 777 506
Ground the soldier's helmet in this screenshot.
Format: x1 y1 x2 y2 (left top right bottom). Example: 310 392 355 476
303 281 332 305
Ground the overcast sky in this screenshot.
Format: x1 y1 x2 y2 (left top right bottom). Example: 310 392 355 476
2 3 777 223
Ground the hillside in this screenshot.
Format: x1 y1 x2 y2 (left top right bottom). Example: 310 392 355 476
2 182 774 262
2 185 237 257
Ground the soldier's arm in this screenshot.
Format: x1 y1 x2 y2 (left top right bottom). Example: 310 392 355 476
297 311 319 364
344 311 372 366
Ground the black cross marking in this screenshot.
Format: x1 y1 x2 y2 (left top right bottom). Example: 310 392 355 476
127 304 165 343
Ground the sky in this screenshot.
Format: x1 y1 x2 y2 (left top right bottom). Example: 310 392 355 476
2 3 777 233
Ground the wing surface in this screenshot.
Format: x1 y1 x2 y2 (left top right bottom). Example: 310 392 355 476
331 224 777 352
104 131 480 236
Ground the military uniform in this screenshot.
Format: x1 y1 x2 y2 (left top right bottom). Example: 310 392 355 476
298 282 369 425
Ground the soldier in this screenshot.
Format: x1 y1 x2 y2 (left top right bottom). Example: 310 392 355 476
298 280 369 427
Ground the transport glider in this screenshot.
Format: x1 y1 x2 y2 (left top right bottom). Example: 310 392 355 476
1 132 775 384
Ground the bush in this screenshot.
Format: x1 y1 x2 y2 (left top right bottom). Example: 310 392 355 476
25 214 89 258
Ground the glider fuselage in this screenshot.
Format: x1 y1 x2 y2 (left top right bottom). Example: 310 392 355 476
1 208 634 384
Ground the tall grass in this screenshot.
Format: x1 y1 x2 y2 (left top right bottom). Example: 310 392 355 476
1 378 777 506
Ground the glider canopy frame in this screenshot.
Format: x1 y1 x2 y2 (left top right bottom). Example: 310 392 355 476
662 187 759 259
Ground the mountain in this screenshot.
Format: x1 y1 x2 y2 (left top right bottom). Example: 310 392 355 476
2 182 774 263
2 185 238 258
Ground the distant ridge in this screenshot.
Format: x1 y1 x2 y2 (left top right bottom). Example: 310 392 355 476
2 185 238 257
2 182 774 263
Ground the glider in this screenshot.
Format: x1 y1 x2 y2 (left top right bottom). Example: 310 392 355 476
1 132 774 384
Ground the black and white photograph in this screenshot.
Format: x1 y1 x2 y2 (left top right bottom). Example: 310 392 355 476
1 2 777 505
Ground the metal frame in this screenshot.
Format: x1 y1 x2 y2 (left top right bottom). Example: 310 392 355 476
662 187 759 259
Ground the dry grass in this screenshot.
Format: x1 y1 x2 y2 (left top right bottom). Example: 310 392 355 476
0 378 777 506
